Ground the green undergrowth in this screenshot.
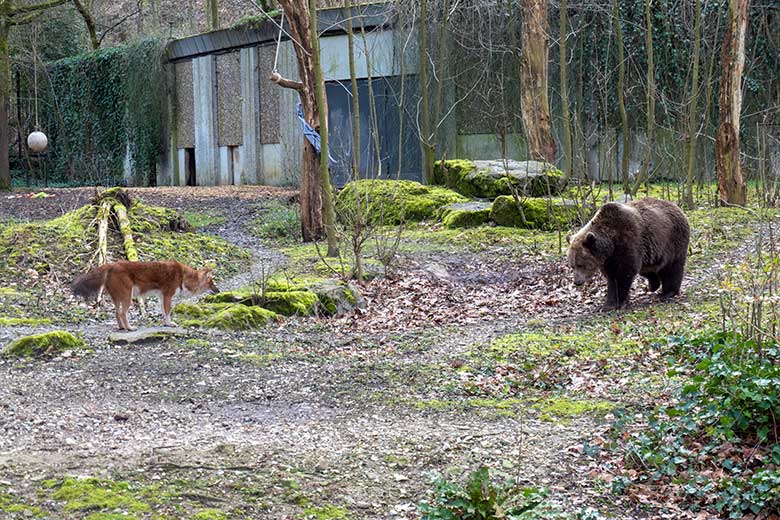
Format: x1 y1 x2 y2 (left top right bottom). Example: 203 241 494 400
336 179 466 225
400 223 564 256
300 504 351 519
2 331 85 358
0 316 52 326
183 209 227 228
607 332 780 517
281 242 385 278
251 201 301 243
42 477 152 515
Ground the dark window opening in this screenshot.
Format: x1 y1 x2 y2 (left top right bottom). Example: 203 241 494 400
185 148 196 186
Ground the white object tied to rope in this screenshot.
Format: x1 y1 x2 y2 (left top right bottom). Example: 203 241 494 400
27 22 48 153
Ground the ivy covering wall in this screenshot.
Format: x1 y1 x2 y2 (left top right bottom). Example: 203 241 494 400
41 38 171 186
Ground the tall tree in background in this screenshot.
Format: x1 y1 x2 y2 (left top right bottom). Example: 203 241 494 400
559 0 572 181
270 0 337 249
205 0 219 30
633 0 655 194
715 0 749 206
684 0 702 208
612 0 630 194
418 0 434 183
0 0 67 190
519 0 555 163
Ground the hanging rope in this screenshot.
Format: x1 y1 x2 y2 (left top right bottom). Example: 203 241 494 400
272 11 284 74
32 23 40 130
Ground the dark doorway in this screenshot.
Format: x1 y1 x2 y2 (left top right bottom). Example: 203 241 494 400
184 148 196 186
326 77 421 187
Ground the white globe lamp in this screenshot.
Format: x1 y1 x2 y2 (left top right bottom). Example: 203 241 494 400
27 131 48 153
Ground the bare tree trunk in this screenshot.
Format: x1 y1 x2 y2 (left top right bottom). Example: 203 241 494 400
272 0 335 243
715 0 749 206
633 0 655 195
559 0 572 181
612 0 630 194
72 0 100 49
308 0 337 257
684 0 702 208
419 0 435 183
519 0 556 163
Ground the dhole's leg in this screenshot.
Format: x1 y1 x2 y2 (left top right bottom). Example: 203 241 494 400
161 293 178 327
118 294 136 331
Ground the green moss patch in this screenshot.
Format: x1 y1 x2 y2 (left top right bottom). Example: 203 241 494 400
438 202 493 229
336 179 466 225
0 487 43 517
192 509 228 520
173 302 279 330
537 397 615 423
490 196 577 230
2 331 85 358
43 477 151 514
0 316 52 326
301 505 351 519
251 201 301 243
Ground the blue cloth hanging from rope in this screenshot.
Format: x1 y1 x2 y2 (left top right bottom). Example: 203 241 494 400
296 103 336 165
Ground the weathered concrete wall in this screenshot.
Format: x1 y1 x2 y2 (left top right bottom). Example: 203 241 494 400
456 133 528 162
240 47 261 185
278 40 303 187
193 56 219 185
258 45 280 145
216 52 243 147
175 61 195 148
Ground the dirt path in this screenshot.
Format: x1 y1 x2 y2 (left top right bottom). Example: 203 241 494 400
0 188 754 519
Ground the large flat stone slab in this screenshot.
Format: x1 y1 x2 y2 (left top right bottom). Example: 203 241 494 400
108 327 187 345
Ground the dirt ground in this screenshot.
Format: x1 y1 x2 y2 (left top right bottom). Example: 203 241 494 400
0 186 743 519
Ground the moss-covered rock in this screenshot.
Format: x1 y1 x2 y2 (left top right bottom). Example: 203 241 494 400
490 196 577 230
438 202 493 229
2 331 85 358
433 159 564 198
203 278 363 317
173 302 279 331
336 179 466 225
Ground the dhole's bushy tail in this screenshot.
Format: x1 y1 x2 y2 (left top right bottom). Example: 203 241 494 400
71 267 107 300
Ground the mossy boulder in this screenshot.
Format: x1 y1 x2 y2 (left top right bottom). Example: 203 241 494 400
490 196 578 230
202 278 363 317
203 290 318 316
438 202 493 229
2 331 85 358
433 159 564 198
336 179 466 225
173 302 279 330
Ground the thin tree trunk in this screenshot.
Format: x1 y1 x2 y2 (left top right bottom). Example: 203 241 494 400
612 0 630 194
559 0 572 181
0 20 9 190
519 0 556 163
684 0 702 208
419 0 435 183
633 0 655 195
272 0 325 242
308 0 338 256
344 0 363 280
715 0 749 206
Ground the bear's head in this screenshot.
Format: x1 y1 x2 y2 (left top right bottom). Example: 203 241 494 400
567 230 612 286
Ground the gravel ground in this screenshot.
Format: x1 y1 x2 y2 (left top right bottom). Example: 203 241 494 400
0 186 745 519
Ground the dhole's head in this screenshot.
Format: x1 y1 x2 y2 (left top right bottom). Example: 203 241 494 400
197 268 220 295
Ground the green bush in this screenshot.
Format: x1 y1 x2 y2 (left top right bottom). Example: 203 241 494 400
336 179 466 225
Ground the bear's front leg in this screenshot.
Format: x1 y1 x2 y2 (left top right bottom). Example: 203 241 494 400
604 275 634 310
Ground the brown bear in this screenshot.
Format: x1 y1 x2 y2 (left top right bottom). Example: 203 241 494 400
567 198 690 310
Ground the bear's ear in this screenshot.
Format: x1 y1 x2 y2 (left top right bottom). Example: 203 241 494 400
583 232 607 255
565 233 572 244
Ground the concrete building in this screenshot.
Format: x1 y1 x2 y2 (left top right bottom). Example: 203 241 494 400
159 4 422 188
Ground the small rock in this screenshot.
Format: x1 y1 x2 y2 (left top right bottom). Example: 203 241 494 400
108 327 187 345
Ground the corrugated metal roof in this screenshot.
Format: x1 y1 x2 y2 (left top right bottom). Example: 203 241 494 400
166 3 395 63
